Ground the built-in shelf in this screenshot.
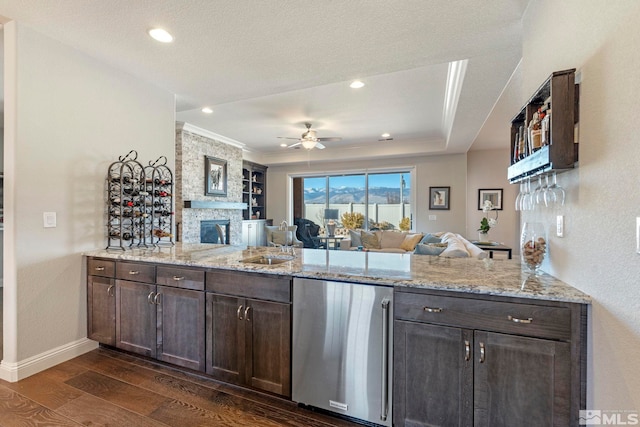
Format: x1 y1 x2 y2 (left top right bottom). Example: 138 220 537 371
184 201 248 210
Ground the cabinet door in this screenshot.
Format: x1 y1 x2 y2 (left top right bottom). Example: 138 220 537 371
245 298 291 397
156 285 205 372
474 331 571 427
393 320 473 427
115 280 157 357
87 276 116 345
206 293 244 384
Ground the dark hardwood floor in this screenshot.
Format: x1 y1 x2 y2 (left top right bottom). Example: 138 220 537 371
0 347 360 426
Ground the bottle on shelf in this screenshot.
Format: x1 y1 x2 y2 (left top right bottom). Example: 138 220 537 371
528 108 543 153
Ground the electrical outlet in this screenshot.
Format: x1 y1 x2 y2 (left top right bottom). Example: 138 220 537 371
429 215 437 221
556 215 564 237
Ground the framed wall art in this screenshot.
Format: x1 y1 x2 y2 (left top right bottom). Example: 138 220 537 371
478 188 503 210
429 186 450 210
205 156 228 196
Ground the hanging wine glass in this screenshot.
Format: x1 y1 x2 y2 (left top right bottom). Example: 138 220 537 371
515 182 524 211
545 172 565 207
520 178 532 211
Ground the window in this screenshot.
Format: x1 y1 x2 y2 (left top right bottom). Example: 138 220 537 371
299 170 412 231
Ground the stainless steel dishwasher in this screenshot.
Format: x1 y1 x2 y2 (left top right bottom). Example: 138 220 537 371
292 278 393 426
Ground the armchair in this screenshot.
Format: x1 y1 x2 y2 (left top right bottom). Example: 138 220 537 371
265 225 304 248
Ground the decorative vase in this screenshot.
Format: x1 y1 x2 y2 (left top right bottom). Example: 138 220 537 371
478 231 490 243
327 221 336 237
521 222 546 273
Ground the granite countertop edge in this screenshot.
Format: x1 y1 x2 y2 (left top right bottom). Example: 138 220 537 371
84 244 591 305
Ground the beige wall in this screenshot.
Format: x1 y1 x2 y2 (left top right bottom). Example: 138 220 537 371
466 149 519 252
266 154 468 236
521 0 640 410
2 22 175 375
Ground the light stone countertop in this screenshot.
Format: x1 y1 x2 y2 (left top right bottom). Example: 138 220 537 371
84 243 590 304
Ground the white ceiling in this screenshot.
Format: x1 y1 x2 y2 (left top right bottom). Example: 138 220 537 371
0 0 530 164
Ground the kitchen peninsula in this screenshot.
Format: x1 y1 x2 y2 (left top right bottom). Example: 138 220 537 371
85 243 589 426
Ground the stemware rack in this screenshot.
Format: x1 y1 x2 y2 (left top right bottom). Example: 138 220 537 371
106 151 174 250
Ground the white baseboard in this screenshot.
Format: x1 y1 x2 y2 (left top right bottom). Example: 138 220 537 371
0 338 98 382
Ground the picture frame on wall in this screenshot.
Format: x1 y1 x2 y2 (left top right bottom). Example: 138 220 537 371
429 186 450 210
205 156 227 196
478 188 503 210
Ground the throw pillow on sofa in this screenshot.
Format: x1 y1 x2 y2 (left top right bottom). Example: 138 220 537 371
420 233 442 244
349 229 363 247
414 243 447 256
380 231 407 249
272 230 293 246
361 230 381 249
400 233 424 251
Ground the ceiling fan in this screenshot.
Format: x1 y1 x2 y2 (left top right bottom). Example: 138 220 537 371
278 123 342 150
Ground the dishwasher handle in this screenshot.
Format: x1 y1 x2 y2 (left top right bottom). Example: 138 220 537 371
380 297 390 422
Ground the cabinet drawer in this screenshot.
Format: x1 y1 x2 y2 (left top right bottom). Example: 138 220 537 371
116 261 155 284
395 292 571 341
157 266 205 291
206 269 291 303
87 258 115 277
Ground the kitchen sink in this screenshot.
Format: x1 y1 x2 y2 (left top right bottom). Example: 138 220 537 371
241 255 295 265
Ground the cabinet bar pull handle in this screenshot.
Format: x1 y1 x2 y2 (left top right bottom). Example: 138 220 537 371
237 305 244 320
423 307 443 313
464 340 470 361
147 292 156 305
172 276 185 281
94 266 105 271
380 298 390 422
154 293 161 305
479 342 486 363
128 270 140 275
107 285 114 297
507 315 533 324
244 306 251 322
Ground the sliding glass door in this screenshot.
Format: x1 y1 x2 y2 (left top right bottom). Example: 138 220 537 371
298 170 412 233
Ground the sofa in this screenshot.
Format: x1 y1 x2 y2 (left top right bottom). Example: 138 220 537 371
339 230 424 253
339 230 487 259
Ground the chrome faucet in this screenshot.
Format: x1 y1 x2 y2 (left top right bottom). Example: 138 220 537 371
279 220 294 254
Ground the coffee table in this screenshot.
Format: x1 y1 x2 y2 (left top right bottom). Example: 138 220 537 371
472 242 513 259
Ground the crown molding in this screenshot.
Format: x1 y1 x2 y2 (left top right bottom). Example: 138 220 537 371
176 122 246 149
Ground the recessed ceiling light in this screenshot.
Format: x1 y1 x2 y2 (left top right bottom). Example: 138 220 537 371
280 143 288 147
201 107 213 114
148 28 174 43
350 80 365 89
381 133 390 138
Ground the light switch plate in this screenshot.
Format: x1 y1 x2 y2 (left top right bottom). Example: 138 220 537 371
43 212 57 228
429 215 437 221
636 217 640 254
556 215 564 237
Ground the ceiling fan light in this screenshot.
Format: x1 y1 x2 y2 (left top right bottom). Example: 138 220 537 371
301 140 316 150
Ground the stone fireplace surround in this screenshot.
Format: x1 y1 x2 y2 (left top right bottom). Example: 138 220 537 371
175 122 245 245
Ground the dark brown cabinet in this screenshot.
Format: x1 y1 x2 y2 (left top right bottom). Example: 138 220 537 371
86 258 206 372
206 269 291 397
393 289 585 427
87 258 116 346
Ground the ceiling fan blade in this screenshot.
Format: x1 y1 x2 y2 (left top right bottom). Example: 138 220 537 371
288 141 302 148
317 137 342 142
315 142 326 149
277 137 300 140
